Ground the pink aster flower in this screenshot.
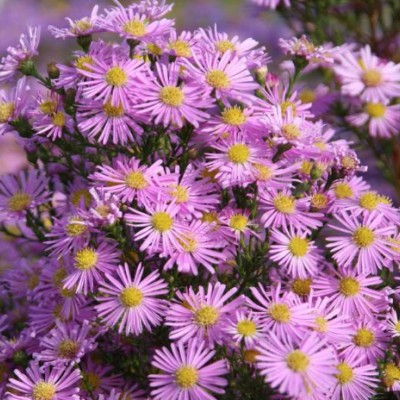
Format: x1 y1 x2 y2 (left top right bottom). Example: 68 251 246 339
166 282 244 346
134 62 212 128
269 226 323 278
313 266 385 319
88 188 122 226
259 188 323 232
348 101 400 138
63 239 121 295
99 2 174 42
149 338 228 400
326 211 397 274
78 54 145 108
0 26 40 83
95 263 168 336
91 157 169 205
0 169 50 218
335 45 400 102
256 332 337 398
330 358 378 400
34 320 97 367
183 51 259 106
387 309 400 338
125 200 188 256
6 362 81 400
330 176 370 202
247 282 315 340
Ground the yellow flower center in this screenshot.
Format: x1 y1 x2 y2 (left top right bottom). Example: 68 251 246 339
281 101 296 116
237 319 257 336
315 316 328 333
334 182 353 199
288 237 308 257
175 366 199 389
0 102 15 122
291 278 312 296
221 106 246 125
71 189 92 208
84 372 101 391
215 40 235 53
362 69 382 87
52 112 66 127
195 305 219 327
383 364 400 387
273 194 295 214
396 321 400 334
28 273 40 290
243 349 260 363
359 192 380 210
201 211 219 224
65 217 87 237
60 287 76 298
75 55 94 72
299 89 316 104
229 214 248 232
282 124 301 140
58 339 79 359
339 277 360 297
206 69 230 89
353 227 375 247
7 192 31 212
254 164 272 181
105 66 128 87
32 381 56 400
286 350 309 372
39 100 57 115
125 171 148 190
73 19 92 33
365 102 386 118
52 267 67 287
120 287 143 307
170 185 189 203
103 101 125 118
311 193 328 209
168 40 191 57
335 362 354 384
152 212 173 232
227 143 250 164
147 43 163 55
300 161 313 175
123 20 146 37
353 328 375 347
269 303 291 323
341 155 357 169
160 86 185 107
74 248 98 270
178 235 198 252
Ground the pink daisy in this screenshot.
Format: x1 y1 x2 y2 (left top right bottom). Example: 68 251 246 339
256 332 337 398
165 283 244 346
149 338 228 400
134 62 212 128
6 362 81 400
335 45 400 102
95 263 168 336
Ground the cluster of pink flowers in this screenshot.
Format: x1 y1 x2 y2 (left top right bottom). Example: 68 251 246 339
0 1 399 399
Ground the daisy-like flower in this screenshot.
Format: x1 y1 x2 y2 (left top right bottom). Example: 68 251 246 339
149 338 228 400
99 2 174 42
330 176 370 201
166 30 196 58
125 200 187 256
0 26 40 83
78 54 145 108
313 266 385 318
6 362 81 400
256 332 337 398
88 188 122 226
95 263 168 336
91 157 169 205
183 51 259 106
165 283 244 346
134 62 212 128
63 239 121 295
0 169 50 218
335 45 400 102
247 283 315 340
34 320 96 367
341 319 390 365
269 226 322 278
347 101 400 138
387 309 400 338
205 133 269 187
381 363 400 392
326 211 398 274
259 188 323 231
330 358 378 400
49 5 103 39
